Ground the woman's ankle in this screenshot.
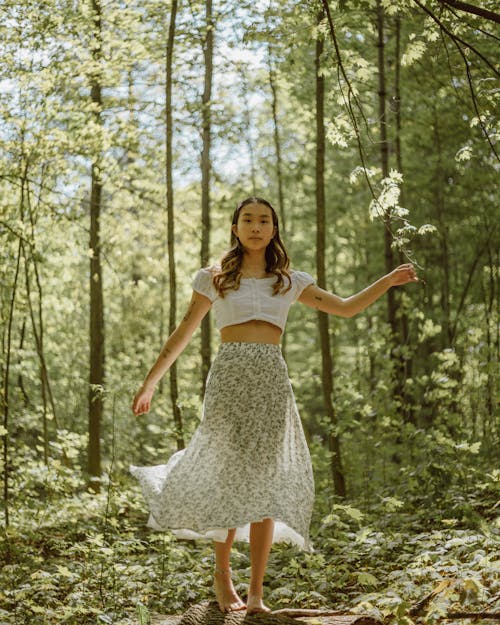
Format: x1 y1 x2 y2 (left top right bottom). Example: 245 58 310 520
248 583 263 597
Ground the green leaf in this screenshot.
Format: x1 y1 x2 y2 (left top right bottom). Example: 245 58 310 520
56 565 73 578
137 602 151 625
401 40 426 66
357 572 379 587
333 504 364 521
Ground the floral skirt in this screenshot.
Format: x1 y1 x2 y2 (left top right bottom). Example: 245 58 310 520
130 342 315 551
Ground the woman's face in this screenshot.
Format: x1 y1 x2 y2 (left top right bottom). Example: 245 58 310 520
232 203 277 251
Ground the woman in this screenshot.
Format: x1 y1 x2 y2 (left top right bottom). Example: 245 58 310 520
130 196 418 614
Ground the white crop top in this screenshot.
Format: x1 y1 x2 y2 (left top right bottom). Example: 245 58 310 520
192 266 316 332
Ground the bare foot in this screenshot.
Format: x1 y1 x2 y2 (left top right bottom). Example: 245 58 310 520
213 568 246 613
246 594 271 615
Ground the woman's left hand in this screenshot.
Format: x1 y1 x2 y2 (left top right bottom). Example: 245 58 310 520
388 263 419 286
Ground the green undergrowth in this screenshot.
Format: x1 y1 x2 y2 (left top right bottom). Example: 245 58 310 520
0 468 499 625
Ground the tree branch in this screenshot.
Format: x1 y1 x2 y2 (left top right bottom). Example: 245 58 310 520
442 612 500 620
450 226 497 342
437 0 500 24
412 0 500 77
413 0 500 163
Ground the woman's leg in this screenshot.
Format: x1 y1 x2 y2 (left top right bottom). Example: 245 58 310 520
247 518 274 614
213 529 246 612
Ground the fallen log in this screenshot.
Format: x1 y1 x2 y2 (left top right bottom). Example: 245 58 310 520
163 601 382 625
150 600 500 625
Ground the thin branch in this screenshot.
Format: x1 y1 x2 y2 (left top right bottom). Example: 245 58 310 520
413 0 500 163
450 226 497 341
0 221 31 244
439 2 500 42
272 609 348 617
437 0 500 24
448 28 500 162
319 2 377 201
412 0 500 77
320 0 420 266
441 611 500 620
409 580 454 616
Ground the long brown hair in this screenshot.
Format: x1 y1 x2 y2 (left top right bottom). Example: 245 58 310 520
212 197 291 297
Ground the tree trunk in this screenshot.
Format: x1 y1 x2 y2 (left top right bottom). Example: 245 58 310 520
17 319 30 407
315 11 346 498
484 241 495 440
22 247 48 465
238 65 256 196
268 42 286 234
393 13 414 423
2 235 22 529
165 0 185 451
88 0 105 491
23 179 69 466
432 114 451 347
200 0 213 395
267 42 288 361
376 1 398 337
2 165 28 526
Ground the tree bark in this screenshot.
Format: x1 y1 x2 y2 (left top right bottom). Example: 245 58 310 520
171 602 381 625
432 114 451 347
393 13 414 422
267 42 288 361
437 0 500 24
88 0 105 491
267 43 286 234
17 319 30 407
200 0 213 395
23 178 69 466
238 65 256 196
21 236 69 466
2 236 22 529
165 0 185 451
315 10 346 498
376 1 398 339
484 240 495 439
23 247 48 464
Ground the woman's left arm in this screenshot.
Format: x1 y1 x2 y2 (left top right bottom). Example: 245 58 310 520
298 263 419 318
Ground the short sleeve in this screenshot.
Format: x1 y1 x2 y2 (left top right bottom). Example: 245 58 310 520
292 270 316 301
192 267 217 302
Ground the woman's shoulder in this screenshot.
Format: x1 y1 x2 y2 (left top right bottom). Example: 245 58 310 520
195 263 221 276
192 265 219 301
289 269 316 295
289 268 315 280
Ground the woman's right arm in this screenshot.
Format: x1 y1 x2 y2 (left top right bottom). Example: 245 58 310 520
132 291 212 416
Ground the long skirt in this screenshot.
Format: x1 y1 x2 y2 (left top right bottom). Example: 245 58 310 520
130 342 315 552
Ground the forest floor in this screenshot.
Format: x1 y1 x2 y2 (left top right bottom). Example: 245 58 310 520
0 474 498 625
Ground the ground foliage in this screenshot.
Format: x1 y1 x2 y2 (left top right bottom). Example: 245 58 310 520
0 443 498 624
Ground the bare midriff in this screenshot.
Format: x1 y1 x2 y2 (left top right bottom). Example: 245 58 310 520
220 320 282 345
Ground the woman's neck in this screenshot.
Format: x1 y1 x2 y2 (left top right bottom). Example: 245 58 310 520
240 251 268 276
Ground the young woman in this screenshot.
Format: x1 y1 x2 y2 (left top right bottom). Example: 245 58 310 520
130 196 418 614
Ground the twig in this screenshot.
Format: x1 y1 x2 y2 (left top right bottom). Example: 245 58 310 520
272 609 347 617
320 0 418 265
412 0 500 77
442 611 500 620
409 580 454 616
413 0 500 163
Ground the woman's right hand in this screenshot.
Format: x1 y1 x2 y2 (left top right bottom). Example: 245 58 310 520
132 384 155 416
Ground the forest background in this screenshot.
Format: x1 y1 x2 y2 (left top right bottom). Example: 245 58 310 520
0 0 498 623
